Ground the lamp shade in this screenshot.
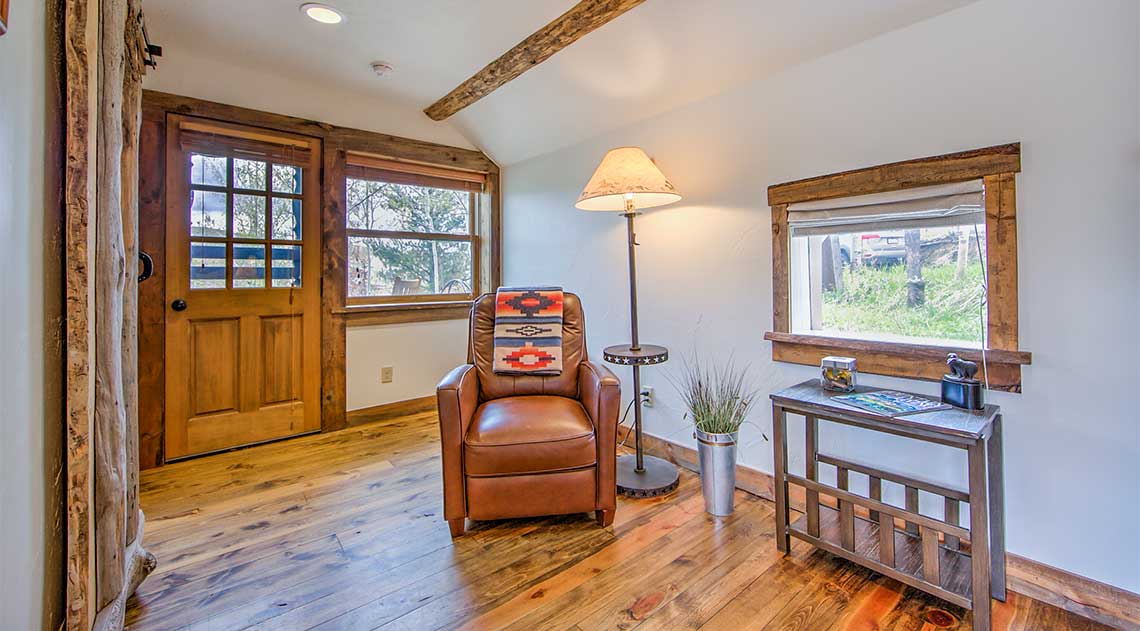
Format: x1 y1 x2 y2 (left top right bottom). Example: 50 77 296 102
575 147 681 211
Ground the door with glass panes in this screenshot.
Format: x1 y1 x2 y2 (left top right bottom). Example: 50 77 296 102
164 115 321 458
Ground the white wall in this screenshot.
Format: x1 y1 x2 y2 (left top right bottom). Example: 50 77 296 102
503 0 1140 592
346 320 468 410
0 2 60 628
143 42 474 150
143 41 481 413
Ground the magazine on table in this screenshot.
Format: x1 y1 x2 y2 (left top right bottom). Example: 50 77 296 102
831 390 950 417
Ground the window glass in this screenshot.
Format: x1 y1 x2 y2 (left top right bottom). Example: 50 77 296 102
271 198 302 240
346 176 475 299
233 158 267 190
346 179 469 234
271 245 302 288
233 243 267 288
190 190 227 237
349 237 471 297
790 224 988 345
190 241 226 289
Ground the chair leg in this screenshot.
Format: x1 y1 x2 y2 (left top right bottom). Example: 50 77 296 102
448 518 465 538
596 509 614 527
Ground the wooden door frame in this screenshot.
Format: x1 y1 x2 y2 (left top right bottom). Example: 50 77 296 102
137 91 501 468
160 114 323 460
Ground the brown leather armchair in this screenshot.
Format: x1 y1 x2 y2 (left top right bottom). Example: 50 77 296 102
436 292 621 537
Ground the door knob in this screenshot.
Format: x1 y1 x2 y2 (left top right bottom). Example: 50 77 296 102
171 299 187 312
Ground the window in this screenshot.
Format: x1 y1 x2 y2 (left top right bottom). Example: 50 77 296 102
787 181 987 346
344 155 484 304
766 144 1032 391
186 152 305 290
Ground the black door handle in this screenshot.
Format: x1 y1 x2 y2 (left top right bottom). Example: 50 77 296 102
171 299 187 312
139 251 154 283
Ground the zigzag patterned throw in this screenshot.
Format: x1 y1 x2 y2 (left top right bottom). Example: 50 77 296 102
493 287 564 375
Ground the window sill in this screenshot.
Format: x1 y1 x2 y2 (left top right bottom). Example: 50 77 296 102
763 331 1031 392
336 300 471 326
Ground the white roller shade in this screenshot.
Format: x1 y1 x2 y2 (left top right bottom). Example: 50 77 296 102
787 180 984 236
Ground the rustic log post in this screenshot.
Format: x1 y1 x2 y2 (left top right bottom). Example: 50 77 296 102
66 0 155 628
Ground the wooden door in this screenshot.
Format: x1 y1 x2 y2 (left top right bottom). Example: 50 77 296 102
164 115 321 459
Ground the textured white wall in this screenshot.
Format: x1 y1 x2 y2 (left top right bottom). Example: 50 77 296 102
143 42 474 150
346 320 469 410
503 0 1140 592
0 2 54 628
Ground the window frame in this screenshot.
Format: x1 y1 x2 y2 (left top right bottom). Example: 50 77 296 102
765 144 1032 392
336 151 497 323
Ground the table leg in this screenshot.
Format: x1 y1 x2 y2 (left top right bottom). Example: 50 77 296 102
988 415 1007 602
968 439 992 631
772 404 790 554
805 414 819 538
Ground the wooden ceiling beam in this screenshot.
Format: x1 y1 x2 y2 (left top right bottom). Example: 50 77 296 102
423 0 647 121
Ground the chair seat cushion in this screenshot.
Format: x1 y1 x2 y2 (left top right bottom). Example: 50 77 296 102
464 396 596 477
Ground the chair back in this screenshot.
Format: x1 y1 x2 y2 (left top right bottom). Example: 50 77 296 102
468 292 587 401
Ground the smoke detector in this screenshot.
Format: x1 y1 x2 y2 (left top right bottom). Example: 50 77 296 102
370 61 394 77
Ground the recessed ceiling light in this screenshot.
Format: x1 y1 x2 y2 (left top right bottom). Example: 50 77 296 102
300 3 344 24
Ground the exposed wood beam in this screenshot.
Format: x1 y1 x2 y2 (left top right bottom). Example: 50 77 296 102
423 0 647 121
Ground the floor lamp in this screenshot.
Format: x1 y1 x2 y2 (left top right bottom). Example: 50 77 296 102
576 147 682 497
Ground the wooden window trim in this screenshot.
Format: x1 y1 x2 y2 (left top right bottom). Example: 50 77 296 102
765 143 1031 392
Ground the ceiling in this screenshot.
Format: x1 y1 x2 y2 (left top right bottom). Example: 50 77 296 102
144 0 976 165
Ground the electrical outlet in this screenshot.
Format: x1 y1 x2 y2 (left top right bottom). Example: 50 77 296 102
380 366 394 383
641 386 654 408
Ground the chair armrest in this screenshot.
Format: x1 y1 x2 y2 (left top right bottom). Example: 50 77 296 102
437 364 479 520
579 361 621 513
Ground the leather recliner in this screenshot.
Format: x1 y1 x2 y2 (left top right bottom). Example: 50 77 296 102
436 292 621 537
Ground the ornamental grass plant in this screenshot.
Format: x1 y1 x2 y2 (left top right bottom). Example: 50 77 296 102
670 355 761 435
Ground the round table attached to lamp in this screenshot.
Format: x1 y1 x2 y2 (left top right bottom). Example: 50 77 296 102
576 147 681 498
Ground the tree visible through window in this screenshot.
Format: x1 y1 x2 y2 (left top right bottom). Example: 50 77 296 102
346 176 475 299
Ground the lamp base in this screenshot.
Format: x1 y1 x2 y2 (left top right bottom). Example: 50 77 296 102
616 454 680 498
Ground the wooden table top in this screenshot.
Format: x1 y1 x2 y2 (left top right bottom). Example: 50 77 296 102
770 380 999 441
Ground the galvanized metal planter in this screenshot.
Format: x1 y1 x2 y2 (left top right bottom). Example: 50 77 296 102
695 429 738 516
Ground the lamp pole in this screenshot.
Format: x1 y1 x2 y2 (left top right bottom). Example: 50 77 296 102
623 198 644 472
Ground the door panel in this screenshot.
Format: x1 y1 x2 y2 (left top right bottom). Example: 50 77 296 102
190 318 240 415
165 115 321 459
262 315 303 405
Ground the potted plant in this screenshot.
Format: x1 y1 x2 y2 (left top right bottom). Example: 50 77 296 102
670 356 761 516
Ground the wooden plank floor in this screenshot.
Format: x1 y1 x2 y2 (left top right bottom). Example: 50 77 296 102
126 410 1111 631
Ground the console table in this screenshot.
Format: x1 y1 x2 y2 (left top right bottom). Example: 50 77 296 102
770 380 1005 630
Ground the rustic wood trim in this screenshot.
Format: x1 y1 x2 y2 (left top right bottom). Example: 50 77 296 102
345 152 487 183
1006 557 1140 630
338 302 472 327
766 144 1028 390
771 203 790 332
985 173 1019 350
641 428 1140 631
765 331 1031 365
766 333 1025 392
345 396 437 427
137 110 166 470
143 90 498 174
321 144 349 433
423 0 647 121
345 294 473 307
767 143 1021 206
44 1 68 627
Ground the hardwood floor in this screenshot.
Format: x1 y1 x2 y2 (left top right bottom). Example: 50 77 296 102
126 410 1110 631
